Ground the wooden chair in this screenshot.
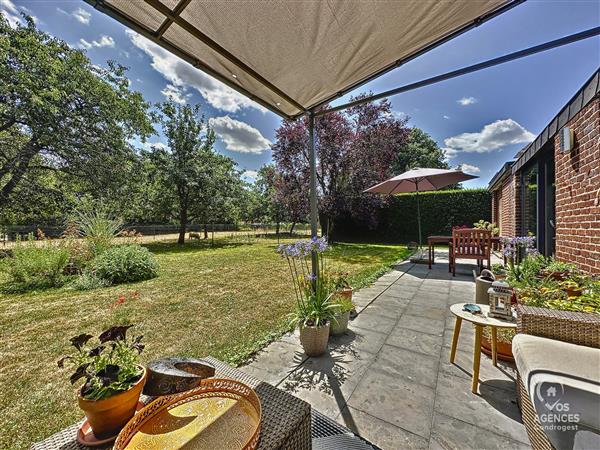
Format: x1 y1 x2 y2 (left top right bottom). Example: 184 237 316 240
450 228 492 276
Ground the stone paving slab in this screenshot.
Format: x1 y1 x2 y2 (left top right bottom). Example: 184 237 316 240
240 250 529 449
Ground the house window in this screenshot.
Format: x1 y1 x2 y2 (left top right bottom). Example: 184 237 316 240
522 165 538 236
519 145 555 256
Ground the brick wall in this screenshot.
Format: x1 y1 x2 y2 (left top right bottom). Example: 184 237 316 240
554 97 600 274
495 173 520 238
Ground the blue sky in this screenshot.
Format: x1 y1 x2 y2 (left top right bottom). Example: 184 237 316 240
4 0 599 187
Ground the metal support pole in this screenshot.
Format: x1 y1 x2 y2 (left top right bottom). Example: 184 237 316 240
415 180 422 252
308 112 319 285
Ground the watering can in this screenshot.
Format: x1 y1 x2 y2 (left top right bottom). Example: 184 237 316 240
475 269 495 305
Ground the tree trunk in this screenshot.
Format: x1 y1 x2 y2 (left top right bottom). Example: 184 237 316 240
319 213 335 240
275 221 280 236
178 206 188 245
289 222 296 234
0 140 38 203
203 224 208 239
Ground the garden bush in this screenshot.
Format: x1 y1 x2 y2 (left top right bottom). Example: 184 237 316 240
1 239 69 292
69 271 111 291
334 188 491 242
73 206 123 256
89 244 159 284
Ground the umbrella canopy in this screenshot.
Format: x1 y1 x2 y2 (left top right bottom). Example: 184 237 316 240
364 168 478 251
364 168 478 195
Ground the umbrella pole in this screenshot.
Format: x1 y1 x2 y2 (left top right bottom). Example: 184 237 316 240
416 180 423 256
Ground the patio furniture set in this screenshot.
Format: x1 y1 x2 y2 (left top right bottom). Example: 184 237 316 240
445 280 600 450
427 228 498 274
33 357 379 450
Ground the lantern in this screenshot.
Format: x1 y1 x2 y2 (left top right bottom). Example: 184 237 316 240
487 280 514 320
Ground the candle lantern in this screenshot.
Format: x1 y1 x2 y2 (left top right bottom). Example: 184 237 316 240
487 280 514 320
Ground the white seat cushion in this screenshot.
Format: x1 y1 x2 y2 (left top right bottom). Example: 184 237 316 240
513 334 600 449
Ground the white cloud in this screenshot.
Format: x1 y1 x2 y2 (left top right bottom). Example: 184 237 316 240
57 6 91 25
1 0 22 27
72 7 91 24
209 116 271 154
457 96 478 106
443 148 459 161
79 35 115 49
442 119 535 154
78 38 92 50
126 30 265 113
92 35 115 48
443 115 450 120
242 170 259 182
141 141 168 152
459 163 480 174
161 84 191 105
391 110 408 120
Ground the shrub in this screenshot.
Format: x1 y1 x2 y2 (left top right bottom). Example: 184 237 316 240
1 237 70 292
334 188 492 242
69 271 111 291
73 206 122 256
90 245 159 284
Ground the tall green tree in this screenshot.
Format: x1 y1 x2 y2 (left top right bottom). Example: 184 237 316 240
252 164 286 232
0 16 153 206
145 101 241 244
392 127 449 174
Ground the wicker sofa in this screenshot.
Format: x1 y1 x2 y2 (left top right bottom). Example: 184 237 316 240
515 305 600 450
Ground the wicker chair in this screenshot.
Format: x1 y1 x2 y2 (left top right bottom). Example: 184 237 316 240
515 305 600 450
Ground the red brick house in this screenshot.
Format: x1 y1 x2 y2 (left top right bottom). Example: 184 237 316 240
489 69 600 274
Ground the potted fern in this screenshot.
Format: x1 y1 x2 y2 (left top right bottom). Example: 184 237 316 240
277 237 336 356
58 325 146 440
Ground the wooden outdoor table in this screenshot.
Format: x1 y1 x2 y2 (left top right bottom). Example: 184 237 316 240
427 235 502 269
449 303 517 393
32 356 311 450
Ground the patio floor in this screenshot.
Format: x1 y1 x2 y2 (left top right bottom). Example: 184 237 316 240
241 250 530 449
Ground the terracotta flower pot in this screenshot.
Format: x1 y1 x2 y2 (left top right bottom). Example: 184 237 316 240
78 366 147 439
338 288 353 300
565 288 583 297
481 337 514 362
300 323 330 357
330 311 350 336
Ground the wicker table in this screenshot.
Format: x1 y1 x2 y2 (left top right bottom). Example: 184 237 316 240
449 303 517 393
32 356 311 450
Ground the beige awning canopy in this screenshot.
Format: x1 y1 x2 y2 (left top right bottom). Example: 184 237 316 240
88 0 516 119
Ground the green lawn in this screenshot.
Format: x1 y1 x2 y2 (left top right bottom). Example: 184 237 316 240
0 236 409 449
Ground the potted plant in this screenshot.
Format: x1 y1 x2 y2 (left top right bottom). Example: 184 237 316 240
481 327 515 362
330 294 354 336
540 259 577 281
58 325 146 439
277 237 336 356
473 220 500 236
490 263 507 280
332 271 352 299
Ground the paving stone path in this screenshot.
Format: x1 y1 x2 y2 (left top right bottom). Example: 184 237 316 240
242 251 530 449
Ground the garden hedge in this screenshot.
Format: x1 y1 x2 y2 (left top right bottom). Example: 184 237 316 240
334 189 492 243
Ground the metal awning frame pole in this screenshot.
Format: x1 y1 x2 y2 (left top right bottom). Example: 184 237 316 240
308 111 319 287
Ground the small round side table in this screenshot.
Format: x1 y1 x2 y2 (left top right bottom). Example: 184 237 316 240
449 302 517 393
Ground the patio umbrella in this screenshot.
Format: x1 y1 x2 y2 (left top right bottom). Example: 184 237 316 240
364 168 478 250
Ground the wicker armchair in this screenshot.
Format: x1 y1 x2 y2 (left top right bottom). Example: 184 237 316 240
515 305 600 450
